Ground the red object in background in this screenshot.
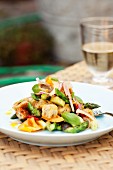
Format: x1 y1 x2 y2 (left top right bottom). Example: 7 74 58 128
15 41 33 65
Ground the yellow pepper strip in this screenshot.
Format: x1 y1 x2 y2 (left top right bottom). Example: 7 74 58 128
42 115 64 122
45 76 54 87
18 117 42 132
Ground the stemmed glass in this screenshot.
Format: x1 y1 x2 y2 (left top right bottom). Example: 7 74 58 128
80 17 113 87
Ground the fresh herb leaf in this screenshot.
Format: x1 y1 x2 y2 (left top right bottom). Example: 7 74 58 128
61 112 81 127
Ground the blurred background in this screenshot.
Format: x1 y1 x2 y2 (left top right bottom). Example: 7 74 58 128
0 0 113 85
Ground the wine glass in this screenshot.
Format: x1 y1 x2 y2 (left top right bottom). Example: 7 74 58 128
80 17 113 87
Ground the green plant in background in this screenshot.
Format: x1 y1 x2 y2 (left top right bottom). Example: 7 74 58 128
0 14 65 87
0 14 54 66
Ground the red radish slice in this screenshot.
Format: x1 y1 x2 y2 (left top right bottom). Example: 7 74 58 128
63 82 74 112
58 82 63 91
49 81 60 96
36 91 49 95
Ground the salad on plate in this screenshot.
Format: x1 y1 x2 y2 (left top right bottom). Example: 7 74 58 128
10 76 100 133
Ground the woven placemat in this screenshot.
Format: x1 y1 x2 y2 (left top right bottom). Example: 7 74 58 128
1 61 113 170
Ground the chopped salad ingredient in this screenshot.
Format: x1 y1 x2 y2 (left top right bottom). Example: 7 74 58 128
10 76 100 133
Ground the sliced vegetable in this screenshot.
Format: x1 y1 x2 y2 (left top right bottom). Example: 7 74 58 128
51 77 59 82
32 83 52 93
61 122 71 131
45 76 54 86
90 120 98 130
74 102 82 110
28 102 40 117
71 92 75 99
11 76 100 133
11 113 18 119
56 124 62 131
58 104 71 114
35 91 49 95
64 121 89 133
63 82 74 112
55 88 69 103
26 115 39 121
32 84 40 93
41 94 49 100
48 116 64 122
84 103 100 109
51 96 65 107
61 112 81 127
76 109 95 121
31 93 40 101
18 117 42 132
75 96 83 104
58 82 63 91
46 122 57 131
38 120 47 129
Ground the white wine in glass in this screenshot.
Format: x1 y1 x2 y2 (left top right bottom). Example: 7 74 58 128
80 17 113 84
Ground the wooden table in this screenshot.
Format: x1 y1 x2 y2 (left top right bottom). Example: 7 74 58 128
1 61 113 170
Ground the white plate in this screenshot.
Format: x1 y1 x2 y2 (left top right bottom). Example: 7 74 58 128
0 81 113 146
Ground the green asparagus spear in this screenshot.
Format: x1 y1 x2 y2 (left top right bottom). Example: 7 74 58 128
56 125 62 131
71 92 75 99
28 102 40 117
55 88 69 103
84 103 100 109
46 122 57 131
46 122 62 131
31 93 40 101
64 121 89 133
51 77 59 82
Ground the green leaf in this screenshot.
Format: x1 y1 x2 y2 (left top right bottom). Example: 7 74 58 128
61 112 81 127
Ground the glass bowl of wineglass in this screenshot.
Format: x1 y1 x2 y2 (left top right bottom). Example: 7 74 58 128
80 17 113 87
